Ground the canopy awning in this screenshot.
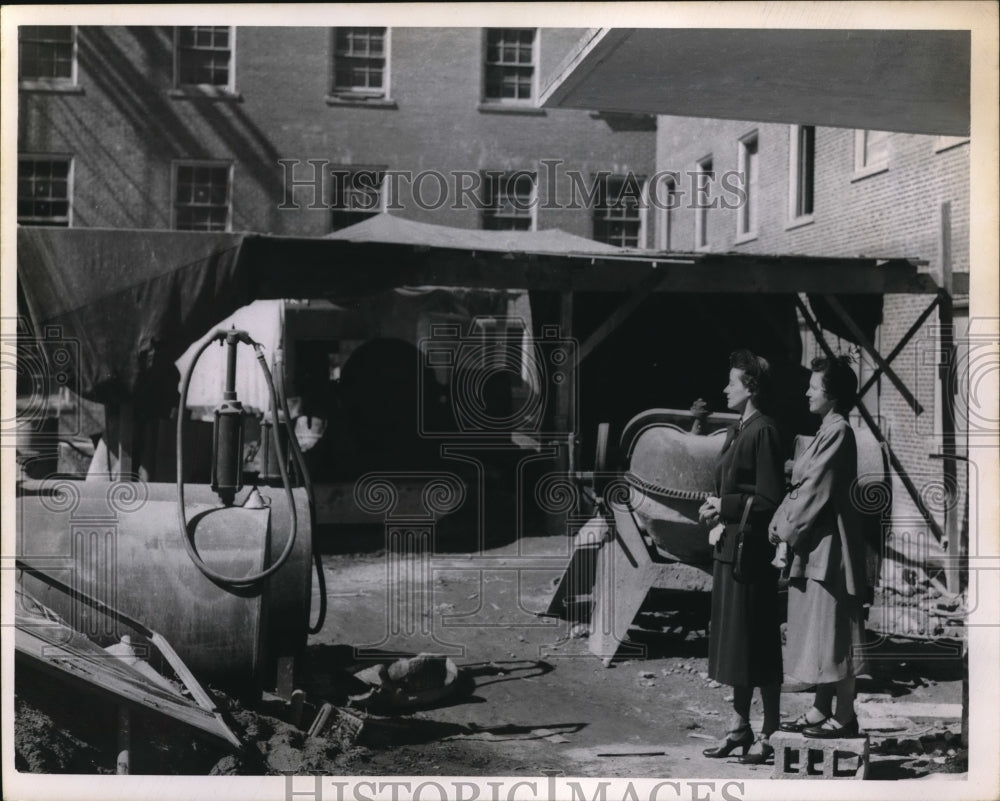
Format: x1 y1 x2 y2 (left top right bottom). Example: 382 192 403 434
16 223 939 404
540 28 970 137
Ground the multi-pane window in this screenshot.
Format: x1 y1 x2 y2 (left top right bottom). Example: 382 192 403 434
19 26 75 83
482 172 535 231
173 162 231 231
330 168 385 231
175 27 233 88
854 129 890 174
695 157 714 249
789 125 815 220
484 29 535 102
332 28 387 96
18 157 72 226
737 133 759 238
593 175 644 247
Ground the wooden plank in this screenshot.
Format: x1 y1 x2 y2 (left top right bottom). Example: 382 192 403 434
938 202 959 597
858 293 941 399
795 297 947 544
824 294 924 415
577 271 668 363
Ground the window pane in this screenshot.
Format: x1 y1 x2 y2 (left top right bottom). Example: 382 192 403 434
19 26 74 81
174 164 229 231
332 27 387 94
18 157 72 225
484 29 534 101
176 26 232 87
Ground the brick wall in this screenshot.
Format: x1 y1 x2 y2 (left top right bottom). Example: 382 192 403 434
18 26 655 239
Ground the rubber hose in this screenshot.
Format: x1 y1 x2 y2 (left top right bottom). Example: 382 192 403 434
176 333 298 587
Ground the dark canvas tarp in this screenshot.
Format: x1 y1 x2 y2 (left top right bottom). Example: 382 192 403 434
17 223 903 406
15 223 622 405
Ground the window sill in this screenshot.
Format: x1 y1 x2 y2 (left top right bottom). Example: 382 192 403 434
851 163 888 182
19 81 84 95
785 214 815 231
168 87 243 102
325 95 398 109
734 231 758 246
477 102 546 116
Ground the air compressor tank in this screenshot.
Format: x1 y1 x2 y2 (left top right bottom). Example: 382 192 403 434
16 479 312 687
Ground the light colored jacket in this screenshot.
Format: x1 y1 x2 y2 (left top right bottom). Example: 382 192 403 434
771 410 867 597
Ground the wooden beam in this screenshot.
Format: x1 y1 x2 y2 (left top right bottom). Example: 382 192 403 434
857 292 942 400
938 203 960 595
577 270 668 363
795 297 947 544
823 295 924 415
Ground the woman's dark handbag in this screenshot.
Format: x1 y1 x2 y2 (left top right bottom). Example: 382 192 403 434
731 497 757 583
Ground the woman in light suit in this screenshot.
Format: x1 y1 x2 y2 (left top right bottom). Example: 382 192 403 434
700 350 785 763
770 355 869 738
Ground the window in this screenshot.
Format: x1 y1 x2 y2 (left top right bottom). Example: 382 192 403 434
657 175 677 251
332 28 387 98
173 162 232 231
19 26 76 85
737 133 759 239
854 129 890 177
593 174 644 247
789 125 815 222
174 27 234 90
482 171 535 231
18 156 72 226
484 29 535 102
695 156 714 250
330 167 385 231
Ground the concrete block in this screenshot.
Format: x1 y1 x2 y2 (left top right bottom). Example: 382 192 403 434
771 731 870 779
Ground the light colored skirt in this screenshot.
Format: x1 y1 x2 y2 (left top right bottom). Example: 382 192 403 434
785 577 866 684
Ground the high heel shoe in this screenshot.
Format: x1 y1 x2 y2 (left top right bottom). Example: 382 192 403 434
702 725 753 758
738 732 775 764
803 715 860 739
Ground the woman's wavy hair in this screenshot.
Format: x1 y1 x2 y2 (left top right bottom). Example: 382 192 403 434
729 349 773 411
810 354 858 413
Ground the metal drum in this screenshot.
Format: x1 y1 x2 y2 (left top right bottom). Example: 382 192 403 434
619 409 736 566
16 479 312 685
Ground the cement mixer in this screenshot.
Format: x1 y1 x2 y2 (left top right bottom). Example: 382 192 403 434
547 406 890 665
17 329 316 691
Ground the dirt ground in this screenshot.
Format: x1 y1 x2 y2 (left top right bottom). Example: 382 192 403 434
15 532 966 779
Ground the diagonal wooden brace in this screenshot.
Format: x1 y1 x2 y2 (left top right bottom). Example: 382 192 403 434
823 294 923 415
858 291 942 400
795 297 946 544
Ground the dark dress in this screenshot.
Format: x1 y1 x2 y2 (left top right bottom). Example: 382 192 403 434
707 411 785 688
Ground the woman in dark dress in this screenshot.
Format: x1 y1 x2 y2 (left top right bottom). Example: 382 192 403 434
699 350 785 764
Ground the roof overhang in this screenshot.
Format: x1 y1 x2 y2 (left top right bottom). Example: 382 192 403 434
540 28 970 136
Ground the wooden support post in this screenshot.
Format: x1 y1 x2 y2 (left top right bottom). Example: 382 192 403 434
938 202 959 595
555 292 576 517
104 403 136 480
116 705 130 774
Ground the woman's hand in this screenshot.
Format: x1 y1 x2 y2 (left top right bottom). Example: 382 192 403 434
768 520 781 544
699 495 721 527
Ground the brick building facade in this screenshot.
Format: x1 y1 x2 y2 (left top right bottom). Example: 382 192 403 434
653 116 970 565
17 26 656 240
